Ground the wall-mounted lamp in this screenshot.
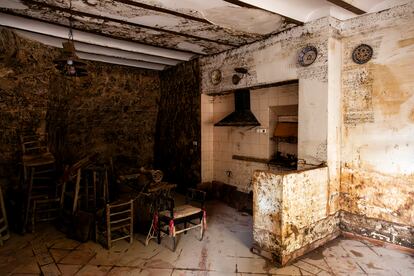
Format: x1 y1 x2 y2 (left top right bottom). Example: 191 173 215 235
232 67 249 85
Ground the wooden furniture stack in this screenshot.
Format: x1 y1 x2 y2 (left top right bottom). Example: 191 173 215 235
20 133 59 232
0 185 10 246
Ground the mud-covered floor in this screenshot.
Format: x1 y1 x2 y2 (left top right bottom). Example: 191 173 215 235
0 201 413 276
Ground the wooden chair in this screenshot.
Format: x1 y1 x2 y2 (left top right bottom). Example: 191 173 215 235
96 200 134 249
0 186 10 246
25 165 59 232
20 133 55 183
155 188 206 251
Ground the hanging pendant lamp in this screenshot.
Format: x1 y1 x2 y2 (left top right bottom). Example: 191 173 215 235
53 0 87 77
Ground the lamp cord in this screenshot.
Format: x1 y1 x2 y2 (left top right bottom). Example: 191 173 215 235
68 0 73 41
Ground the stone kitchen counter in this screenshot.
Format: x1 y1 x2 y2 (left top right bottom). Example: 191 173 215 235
251 166 340 266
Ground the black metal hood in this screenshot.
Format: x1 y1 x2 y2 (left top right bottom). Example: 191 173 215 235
214 89 260 127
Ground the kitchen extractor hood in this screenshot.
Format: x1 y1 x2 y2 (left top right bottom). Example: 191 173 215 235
214 89 260 127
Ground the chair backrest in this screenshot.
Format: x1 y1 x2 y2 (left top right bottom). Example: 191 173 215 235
185 188 206 208
106 200 133 231
20 133 49 155
29 165 58 198
157 195 175 217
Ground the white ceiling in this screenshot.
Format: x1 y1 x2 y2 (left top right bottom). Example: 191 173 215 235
0 0 410 70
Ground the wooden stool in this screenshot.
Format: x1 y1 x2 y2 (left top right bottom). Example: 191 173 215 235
0 186 10 246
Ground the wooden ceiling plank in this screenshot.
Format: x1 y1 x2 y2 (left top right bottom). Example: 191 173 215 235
221 0 303 25
326 0 366 15
23 0 239 47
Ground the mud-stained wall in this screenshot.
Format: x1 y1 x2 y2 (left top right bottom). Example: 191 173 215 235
155 60 201 191
200 17 338 187
253 167 340 265
339 3 414 246
0 28 160 183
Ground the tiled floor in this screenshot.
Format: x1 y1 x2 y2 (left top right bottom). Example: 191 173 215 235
0 201 413 275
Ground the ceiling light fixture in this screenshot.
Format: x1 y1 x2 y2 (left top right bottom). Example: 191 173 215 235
53 0 87 77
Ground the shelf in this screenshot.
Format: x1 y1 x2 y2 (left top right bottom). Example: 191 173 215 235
271 136 298 143
232 155 268 164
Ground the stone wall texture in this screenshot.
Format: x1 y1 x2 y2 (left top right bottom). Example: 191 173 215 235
155 60 201 190
0 27 160 183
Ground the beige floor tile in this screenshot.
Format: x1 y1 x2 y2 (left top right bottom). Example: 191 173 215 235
87 250 125 266
12 258 41 274
76 264 112 276
316 271 334 276
50 239 81 250
57 264 82 276
298 247 334 273
171 269 200 276
11 273 40 276
292 260 322 274
50 249 72 263
143 258 176 269
40 263 61 276
0 202 413 276
236 256 269 274
369 246 414 275
35 252 55 266
108 267 172 276
208 255 237 273
269 264 302 275
106 266 142 276
59 250 96 265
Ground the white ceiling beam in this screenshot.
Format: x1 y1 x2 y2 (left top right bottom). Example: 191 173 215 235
227 0 356 22
0 12 194 61
76 52 166 70
14 29 180 66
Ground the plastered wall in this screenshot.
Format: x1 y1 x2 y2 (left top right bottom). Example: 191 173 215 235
339 2 414 246
200 17 335 187
201 1 414 250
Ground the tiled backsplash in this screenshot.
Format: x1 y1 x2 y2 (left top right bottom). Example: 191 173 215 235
202 84 298 191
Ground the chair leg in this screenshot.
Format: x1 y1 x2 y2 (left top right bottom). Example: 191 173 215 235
184 221 187 234
172 236 176 252
200 217 204 241
31 201 36 233
129 200 133 244
106 204 111 249
157 220 161 244
200 223 204 241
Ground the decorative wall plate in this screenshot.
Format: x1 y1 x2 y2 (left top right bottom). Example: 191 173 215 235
298 46 318 67
352 44 373 64
210 69 222 85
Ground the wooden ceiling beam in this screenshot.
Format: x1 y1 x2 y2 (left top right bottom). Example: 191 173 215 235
113 0 213 25
22 0 239 47
221 0 303 25
0 11 196 60
14 29 181 66
326 0 366 15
